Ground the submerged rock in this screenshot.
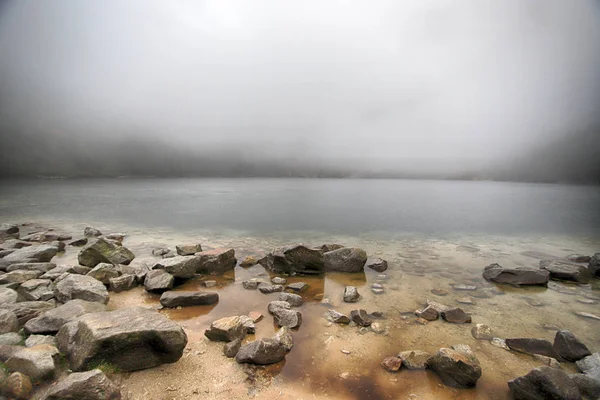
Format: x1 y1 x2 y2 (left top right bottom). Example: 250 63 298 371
56 307 187 372
365 258 388 272
204 316 246 342
343 286 360 303
69 238 88 247
483 263 549 286
78 239 135 268
381 356 402 372
567 254 591 263
540 259 590 282
235 338 287 365
441 308 471 324
54 274 109 304
159 291 219 308
242 279 263 290
196 248 236 275
398 350 431 370
471 324 494 340
323 247 367 272
43 369 122 400
271 277 286 285
350 309 372 327
286 282 308 292
415 305 439 321
258 283 284 294
426 345 482 388
508 366 580 400
553 330 591 362
506 338 560 359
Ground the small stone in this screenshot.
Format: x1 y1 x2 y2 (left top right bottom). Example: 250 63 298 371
398 350 431 370
381 356 402 372
240 256 259 267
343 286 360 303
204 316 246 342
249 311 263 322
286 282 308 292
324 310 351 324
415 306 439 321
175 244 202 256
341 349 351 354
415 318 428 325
2 372 33 399
366 258 388 272
372 288 385 294
204 280 217 288
490 337 510 350
577 298 597 305
533 354 561 369
350 309 372 327
242 279 262 290
431 288 448 296
453 284 476 291
441 308 471 324
371 322 385 334
426 345 482 388
258 284 284 294
553 330 591 362
574 311 600 321
278 292 303 307
223 338 242 358
271 277 287 285
456 297 474 305
471 324 494 340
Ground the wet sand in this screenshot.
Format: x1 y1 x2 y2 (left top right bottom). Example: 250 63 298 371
14 218 600 400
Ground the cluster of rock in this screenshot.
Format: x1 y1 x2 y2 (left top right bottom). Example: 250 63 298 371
415 300 471 324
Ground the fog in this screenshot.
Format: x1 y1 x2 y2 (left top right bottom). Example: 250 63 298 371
1 1 600 180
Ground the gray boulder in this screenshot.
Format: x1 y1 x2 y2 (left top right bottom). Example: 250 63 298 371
6 344 60 381
40 265 79 280
576 352 600 375
0 332 23 345
1 301 55 325
24 299 107 334
87 263 121 284
0 223 19 237
54 274 109 304
258 283 284 294
17 279 54 301
159 291 219 307
1 371 32 399
483 263 549 285
196 248 236 275
25 335 56 347
0 287 18 305
343 286 360 302
6 263 56 273
324 247 367 272
553 330 591 362
78 239 135 268
570 373 600 400
235 338 287 365
506 338 560 359
324 310 350 324
508 366 581 400
350 309 372 327
282 245 325 274
471 324 494 340
441 308 471 324
152 256 199 279
540 259 590 282
108 274 136 292
589 253 600 277
273 326 293 351
0 309 19 333
84 227 102 237
144 269 174 292
427 345 482 388
2 244 59 264
176 244 202 256
278 292 303 306
0 269 44 285
223 338 242 358
43 369 122 400
204 316 246 342
365 258 388 272
56 307 187 372
271 307 302 329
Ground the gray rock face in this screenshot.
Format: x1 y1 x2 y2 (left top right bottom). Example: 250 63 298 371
415 306 440 321
6 344 59 381
17 279 54 301
427 345 482 388
323 247 367 272
2 245 59 264
6 263 56 273
508 366 581 400
56 307 187 372
589 253 600 277
324 310 350 324
1 301 55 324
108 274 136 293
553 330 591 362
235 338 287 365
144 269 174 293
25 334 56 347
570 373 600 400
398 350 431 370
0 269 44 285
196 248 236 275
176 244 203 256
258 284 284 294
273 326 293 351
365 258 388 272
506 338 560 359
0 332 22 345
483 263 549 285
24 299 107 334
152 256 200 279
540 259 590 282
87 263 121 284
343 286 360 303
54 274 110 304
84 227 102 237
278 292 303 306
0 309 19 333
204 316 246 342
0 287 18 305
350 309 372 327
43 369 122 400
441 308 471 324
159 291 219 307
223 338 242 358
78 239 135 268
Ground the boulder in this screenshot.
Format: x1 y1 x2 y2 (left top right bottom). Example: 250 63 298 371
0 332 22 345
40 265 79 280
588 253 600 277
17 279 54 301
258 284 284 294
282 245 325 274
143 269 174 293
415 305 439 321
323 247 367 272
196 248 236 275
6 263 56 273
84 227 102 237
1 372 32 400
540 259 590 282
483 263 549 285
108 274 136 293
242 279 263 290
0 223 19 236
56 307 187 372
235 338 287 365
271 307 302 329
42 369 122 400
427 345 482 388
343 286 360 303
316 244 345 253
567 254 591 263
1 301 55 324
471 324 494 340
278 292 303 306
398 350 431 370
286 282 308 292
382 356 402 372
553 330 591 362
159 291 219 308
176 244 203 256
24 299 107 334
324 310 350 324
365 258 388 272
54 274 109 304
152 248 171 257
271 277 286 284
576 353 600 375
350 309 372 327
506 338 560 359
240 255 259 267
508 366 581 400
570 373 600 400
0 269 44 285
2 244 59 264
78 239 135 268
25 335 56 347
223 338 242 358
267 300 291 314
87 263 121 284
1 239 31 249
0 249 15 258
6 344 59 381
273 326 293 351
0 309 19 333
152 256 199 279
0 287 18 305
204 316 246 342
441 308 471 324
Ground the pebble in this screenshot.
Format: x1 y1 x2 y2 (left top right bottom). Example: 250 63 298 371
341 349 351 354
490 337 510 350
371 322 385 334
453 284 477 291
431 288 448 296
456 297 474 305
372 288 385 294
415 318 428 325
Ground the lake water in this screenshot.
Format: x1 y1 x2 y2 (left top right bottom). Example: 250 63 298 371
1 179 599 400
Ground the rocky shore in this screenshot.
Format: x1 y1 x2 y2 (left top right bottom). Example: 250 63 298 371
0 221 599 399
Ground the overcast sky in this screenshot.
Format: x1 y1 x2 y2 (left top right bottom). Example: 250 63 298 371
1 0 599 172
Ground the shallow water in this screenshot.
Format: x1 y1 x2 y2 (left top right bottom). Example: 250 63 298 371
1 179 599 399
